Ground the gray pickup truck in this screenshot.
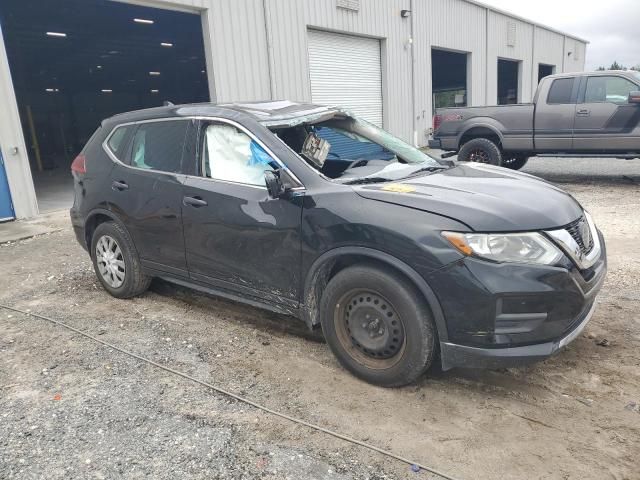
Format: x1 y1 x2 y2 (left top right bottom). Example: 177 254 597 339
429 70 640 169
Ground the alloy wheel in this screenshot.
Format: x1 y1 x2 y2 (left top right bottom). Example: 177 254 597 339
468 148 490 163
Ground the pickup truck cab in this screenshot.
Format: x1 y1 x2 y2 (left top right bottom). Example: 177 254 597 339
430 70 640 169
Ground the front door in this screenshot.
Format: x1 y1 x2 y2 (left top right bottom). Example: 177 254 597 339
573 74 640 152
181 119 304 308
107 119 191 276
0 150 15 221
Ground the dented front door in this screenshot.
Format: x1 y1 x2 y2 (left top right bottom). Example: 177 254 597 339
182 177 303 307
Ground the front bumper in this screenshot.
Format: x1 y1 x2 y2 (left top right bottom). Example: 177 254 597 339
440 294 599 370
431 230 607 370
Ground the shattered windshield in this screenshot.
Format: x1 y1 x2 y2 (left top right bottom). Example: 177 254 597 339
272 116 446 184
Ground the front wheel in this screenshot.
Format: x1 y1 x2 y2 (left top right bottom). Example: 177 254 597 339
502 154 529 170
319 264 437 387
457 138 502 166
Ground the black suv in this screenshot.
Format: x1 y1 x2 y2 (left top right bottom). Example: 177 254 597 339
70 101 606 387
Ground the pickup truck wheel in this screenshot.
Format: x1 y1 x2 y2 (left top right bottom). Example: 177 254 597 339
319 264 437 387
458 138 502 166
503 154 529 170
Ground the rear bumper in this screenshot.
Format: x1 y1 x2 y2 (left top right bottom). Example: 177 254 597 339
440 299 598 370
428 136 458 151
69 208 88 252
428 139 442 149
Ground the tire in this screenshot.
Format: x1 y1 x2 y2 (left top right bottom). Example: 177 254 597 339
458 138 503 166
502 154 529 170
319 264 437 387
91 221 151 298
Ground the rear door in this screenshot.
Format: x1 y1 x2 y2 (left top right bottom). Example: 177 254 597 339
106 118 192 277
181 118 304 309
533 76 578 151
573 74 640 152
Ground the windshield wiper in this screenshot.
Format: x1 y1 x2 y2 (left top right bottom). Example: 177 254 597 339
403 165 450 178
343 177 391 185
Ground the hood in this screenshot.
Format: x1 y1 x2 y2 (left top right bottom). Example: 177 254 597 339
354 163 583 231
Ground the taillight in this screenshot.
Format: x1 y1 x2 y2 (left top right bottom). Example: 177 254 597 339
433 114 442 131
71 154 86 174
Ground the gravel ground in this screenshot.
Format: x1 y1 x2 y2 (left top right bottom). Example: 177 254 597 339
1 157 639 480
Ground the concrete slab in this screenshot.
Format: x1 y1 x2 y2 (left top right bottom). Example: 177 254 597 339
32 168 74 213
0 210 67 244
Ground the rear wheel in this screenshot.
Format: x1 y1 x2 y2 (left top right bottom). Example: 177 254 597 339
91 222 151 298
320 264 437 387
503 154 529 170
458 138 502 166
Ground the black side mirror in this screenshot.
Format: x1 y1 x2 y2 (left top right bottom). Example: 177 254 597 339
264 169 286 198
629 91 640 104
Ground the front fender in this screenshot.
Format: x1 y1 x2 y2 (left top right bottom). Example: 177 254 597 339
302 246 449 342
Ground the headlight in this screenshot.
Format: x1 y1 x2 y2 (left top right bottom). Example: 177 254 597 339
442 231 563 265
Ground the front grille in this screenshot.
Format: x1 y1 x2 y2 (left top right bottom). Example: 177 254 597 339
565 216 594 255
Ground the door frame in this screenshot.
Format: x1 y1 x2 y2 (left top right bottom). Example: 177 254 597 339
0 21 37 219
0 149 15 221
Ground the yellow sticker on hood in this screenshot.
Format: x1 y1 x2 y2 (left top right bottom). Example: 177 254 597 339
381 184 415 193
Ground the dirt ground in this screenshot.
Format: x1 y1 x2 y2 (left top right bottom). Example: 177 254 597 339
1 158 639 480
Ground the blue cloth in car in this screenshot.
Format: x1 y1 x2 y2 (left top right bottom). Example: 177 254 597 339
248 141 273 167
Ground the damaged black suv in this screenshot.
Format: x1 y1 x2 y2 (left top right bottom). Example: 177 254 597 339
70 101 606 387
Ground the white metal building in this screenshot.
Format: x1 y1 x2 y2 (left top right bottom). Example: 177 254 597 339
0 0 587 220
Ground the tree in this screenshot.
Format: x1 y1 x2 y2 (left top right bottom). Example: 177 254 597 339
609 61 626 70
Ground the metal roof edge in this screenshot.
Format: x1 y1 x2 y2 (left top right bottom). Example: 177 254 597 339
462 0 590 44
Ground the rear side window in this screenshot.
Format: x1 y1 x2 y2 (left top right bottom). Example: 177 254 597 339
547 78 575 104
105 125 135 160
129 120 188 173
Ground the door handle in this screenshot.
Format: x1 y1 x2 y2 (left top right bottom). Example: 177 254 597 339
111 180 129 191
183 196 208 207
576 108 590 116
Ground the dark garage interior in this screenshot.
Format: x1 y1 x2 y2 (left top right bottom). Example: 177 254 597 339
0 0 209 212
431 48 468 112
538 63 555 84
497 58 520 105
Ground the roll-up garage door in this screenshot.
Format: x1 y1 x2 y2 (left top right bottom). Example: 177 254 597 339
307 30 383 127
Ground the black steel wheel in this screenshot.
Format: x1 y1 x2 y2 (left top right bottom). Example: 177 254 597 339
320 264 437 387
335 289 406 369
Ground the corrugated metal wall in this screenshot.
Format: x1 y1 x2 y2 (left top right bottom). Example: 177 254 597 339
413 0 487 141
487 11 535 104
533 27 566 85
262 0 414 142
112 0 590 146
0 0 589 218
189 0 586 145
